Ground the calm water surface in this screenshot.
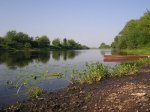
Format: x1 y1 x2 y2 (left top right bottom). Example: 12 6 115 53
0 49 119 107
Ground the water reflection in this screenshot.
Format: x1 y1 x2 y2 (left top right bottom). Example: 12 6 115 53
111 50 128 55
0 49 119 107
100 49 112 55
100 49 128 56
0 50 81 69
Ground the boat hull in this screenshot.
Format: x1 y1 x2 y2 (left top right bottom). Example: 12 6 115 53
104 55 148 59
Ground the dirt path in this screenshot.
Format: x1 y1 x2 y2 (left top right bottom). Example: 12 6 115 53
6 65 150 112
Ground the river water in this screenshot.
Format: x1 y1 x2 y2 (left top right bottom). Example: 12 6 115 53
0 49 119 107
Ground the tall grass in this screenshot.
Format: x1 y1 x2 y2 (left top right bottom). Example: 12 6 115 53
72 58 150 84
111 63 138 77
121 48 150 55
71 63 108 84
111 58 150 77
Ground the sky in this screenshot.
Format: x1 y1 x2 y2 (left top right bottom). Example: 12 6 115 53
0 0 150 47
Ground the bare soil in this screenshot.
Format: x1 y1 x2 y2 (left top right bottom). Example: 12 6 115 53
4 65 150 112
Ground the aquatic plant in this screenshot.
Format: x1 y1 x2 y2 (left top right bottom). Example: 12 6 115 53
72 63 108 84
6 69 65 97
27 86 43 98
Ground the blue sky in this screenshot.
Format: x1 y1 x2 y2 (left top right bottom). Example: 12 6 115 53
0 0 150 47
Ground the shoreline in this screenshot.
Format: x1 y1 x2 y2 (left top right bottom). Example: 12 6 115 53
3 63 150 112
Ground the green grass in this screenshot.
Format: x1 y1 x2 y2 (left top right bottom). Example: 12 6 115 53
71 63 108 84
72 58 150 84
120 48 150 55
111 63 138 77
111 58 150 77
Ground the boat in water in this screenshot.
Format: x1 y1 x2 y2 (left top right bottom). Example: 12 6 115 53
104 55 149 62
104 55 149 59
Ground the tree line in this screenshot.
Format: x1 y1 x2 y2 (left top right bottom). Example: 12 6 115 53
0 31 89 50
111 10 150 49
99 42 111 49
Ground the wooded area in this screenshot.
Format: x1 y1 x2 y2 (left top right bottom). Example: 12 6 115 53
111 11 150 49
0 31 88 50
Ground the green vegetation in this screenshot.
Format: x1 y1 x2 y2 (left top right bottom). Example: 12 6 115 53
120 48 150 55
51 38 89 50
27 86 43 98
99 42 111 49
111 63 138 77
0 31 89 51
72 58 150 84
111 10 150 51
6 67 67 96
6 102 23 112
111 58 150 77
6 58 150 97
72 63 108 84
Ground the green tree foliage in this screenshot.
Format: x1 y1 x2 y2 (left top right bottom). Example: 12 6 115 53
0 31 88 50
51 38 88 49
52 38 61 47
112 11 150 49
0 37 5 49
24 43 31 49
99 42 111 49
63 38 67 48
5 31 32 49
35 36 50 48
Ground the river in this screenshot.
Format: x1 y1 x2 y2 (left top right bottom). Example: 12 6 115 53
0 49 119 107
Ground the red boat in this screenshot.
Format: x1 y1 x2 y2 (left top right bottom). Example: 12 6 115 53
104 58 134 62
104 55 149 59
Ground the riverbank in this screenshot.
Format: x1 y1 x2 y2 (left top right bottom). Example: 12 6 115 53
4 63 150 112
0 47 89 53
114 48 150 55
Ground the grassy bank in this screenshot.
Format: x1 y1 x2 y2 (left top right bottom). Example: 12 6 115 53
72 58 150 84
119 48 150 55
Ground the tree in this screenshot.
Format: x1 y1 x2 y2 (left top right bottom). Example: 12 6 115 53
0 31 89 50
4 31 32 49
111 10 150 49
67 39 76 48
24 43 31 49
99 42 111 49
63 38 68 48
36 35 50 48
0 37 5 49
52 38 61 47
